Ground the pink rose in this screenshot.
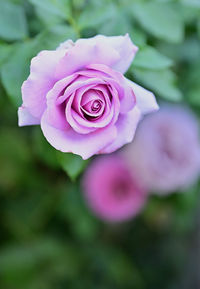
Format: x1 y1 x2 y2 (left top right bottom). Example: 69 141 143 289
82 155 147 222
123 105 200 194
18 34 158 159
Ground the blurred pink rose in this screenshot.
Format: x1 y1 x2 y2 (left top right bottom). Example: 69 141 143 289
18 34 158 159
82 155 147 222
123 105 200 194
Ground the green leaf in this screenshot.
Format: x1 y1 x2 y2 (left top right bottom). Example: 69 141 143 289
36 25 77 50
181 0 200 8
157 37 200 63
98 7 147 47
133 46 173 70
1 40 39 108
1 41 37 107
188 86 200 106
78 2 117 30
29 0 71 20
131 68 182 101
0 44 13 67
57 152 89 181
130 2 184 43
0 0 27 41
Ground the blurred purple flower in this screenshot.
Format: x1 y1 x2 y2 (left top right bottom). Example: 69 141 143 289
123 105 200 194
82 155 147 222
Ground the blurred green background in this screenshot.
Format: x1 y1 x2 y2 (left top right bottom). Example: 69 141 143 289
0 0 200 288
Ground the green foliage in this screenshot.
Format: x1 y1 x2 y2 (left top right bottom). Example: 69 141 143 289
133 46 173 70
57 152 89 181
29 0 71 20
0 0 200 288
0 0 28 41
1 41 37 106
131 68 182 101
130 2 184 43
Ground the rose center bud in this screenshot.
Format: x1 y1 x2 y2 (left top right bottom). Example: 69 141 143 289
91 100 101 112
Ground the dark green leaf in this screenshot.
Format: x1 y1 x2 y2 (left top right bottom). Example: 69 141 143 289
57 152 89 180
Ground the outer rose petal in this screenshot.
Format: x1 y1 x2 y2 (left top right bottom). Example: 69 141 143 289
101 106 141 154
93 34 138 73
41 110 117 160
127 79 159 114
55 40 120 79
18 106 40 126
22 50 66 119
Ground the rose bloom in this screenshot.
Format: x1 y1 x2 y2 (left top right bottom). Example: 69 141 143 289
82 155 147 222
123 105 200 194
18 34 158 159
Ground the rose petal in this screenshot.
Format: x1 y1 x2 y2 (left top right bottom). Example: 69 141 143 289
127 79 159 115
22 50 66 119
41 110 117 159
56 77 105 105
87 34 138 73
87 64 135 113
101 106 141 154
55 39 121 79
18 106 40 126
65 92 97 134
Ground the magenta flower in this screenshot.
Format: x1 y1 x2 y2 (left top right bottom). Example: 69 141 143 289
18 34 158 159
82 155 147 222
123 105 200 194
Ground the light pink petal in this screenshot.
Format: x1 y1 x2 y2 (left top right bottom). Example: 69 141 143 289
44 105 70 130
22 50 66 119
41 110 117 160
18 106 40 126
55 39 120 79
101 106 142 154
88 34 138 73
65 92 97 134
127 79 159 115
56 77 105 105
46 74 79 106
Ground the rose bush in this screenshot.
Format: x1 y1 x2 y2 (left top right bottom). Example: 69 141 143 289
18 34 158 159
